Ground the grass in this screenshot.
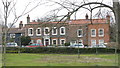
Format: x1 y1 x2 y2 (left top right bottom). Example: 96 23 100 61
5 53 118 66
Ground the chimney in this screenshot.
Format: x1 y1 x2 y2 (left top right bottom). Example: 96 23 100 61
67 12 70 21
85 13 89 19
19 21 23 29
27 15 30 23
106 14 110 23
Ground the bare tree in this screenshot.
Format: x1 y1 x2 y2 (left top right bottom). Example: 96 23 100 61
48 0 120 46
1 0 48 67
46 0 120 61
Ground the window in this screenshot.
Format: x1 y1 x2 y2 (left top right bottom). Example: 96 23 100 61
52 39 57 45
60 27 65 35
99 40 104 45
10 34 15 38
36 28 41 36
77 29 83 37
91 29 96 37
30 40 34 43
52 27 57 35
44 27 49 35
37 39 41 43
91 40 96 45
70 41 76 45
98 28 104 37
60 39 66 45
28 28 33 36
79 39 83 44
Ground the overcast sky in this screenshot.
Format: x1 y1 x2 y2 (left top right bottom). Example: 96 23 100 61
0 0 119 27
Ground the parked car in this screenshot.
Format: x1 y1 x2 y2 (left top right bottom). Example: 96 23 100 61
7 42 18 47
69 43 84 48
91 44 106 48
25 43 45 47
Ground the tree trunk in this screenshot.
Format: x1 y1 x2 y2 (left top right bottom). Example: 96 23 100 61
113 1 120 49
113 1 120 67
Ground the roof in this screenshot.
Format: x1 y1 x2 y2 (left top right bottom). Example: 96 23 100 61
8 28 25 34
27 19 107 25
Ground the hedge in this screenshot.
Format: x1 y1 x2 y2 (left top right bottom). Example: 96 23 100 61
6 47 120 54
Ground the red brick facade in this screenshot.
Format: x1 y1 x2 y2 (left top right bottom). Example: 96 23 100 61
23 14 110 46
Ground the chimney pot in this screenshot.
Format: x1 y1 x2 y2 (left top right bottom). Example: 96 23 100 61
27 15 30 23
19 21 23 29
85 13 88 19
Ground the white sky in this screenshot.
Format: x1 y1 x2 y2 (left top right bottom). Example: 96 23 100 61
0 0 118 27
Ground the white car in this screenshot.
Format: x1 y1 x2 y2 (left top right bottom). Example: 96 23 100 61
69 43 84 48
7 42 18 47
91 44 106 48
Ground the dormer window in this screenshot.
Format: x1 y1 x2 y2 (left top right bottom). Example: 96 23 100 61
28 28 33 36
36 28 41 36
77 29 83 37
60 27 65 35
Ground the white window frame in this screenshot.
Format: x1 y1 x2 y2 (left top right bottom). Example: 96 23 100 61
70 41 77 45
36 28 41 36
44 27 50 35
10 34 15 38
44 38 50 46
60 39 66 45
99 39 104 45
52 27 57 35
60 27 65 35
98 28 104 37
91 29 96 37
52 39 57 45
77 29 83 37
79 39 83 44
36 39 42 43
91 40 96 45
28 28 33 36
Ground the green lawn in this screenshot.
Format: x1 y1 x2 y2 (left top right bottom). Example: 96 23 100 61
5 53 118 66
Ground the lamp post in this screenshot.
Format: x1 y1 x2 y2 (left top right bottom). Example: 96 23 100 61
15 36 21 54
78 41 81 58
78 44 80 58
18 36 21 54
96 45 98 55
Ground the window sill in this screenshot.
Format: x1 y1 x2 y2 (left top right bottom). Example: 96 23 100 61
98 35 104 37
91 35 96 37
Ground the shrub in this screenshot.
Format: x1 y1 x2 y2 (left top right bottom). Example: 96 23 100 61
64 43 70 46
6 47 120 54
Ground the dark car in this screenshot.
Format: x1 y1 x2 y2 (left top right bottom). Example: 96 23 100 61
25 43 45 47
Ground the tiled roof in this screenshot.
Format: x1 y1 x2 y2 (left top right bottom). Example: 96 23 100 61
69 19 107 24
8 28 25 33
27 19 107 25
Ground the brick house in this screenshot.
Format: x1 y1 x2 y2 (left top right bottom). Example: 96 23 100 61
23 14 110 46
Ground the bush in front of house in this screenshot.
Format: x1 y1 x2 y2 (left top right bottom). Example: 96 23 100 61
20 36 31 46
6 47 120 54
64 43 70 46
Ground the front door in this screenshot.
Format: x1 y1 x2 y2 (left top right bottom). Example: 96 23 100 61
44 39 50 46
